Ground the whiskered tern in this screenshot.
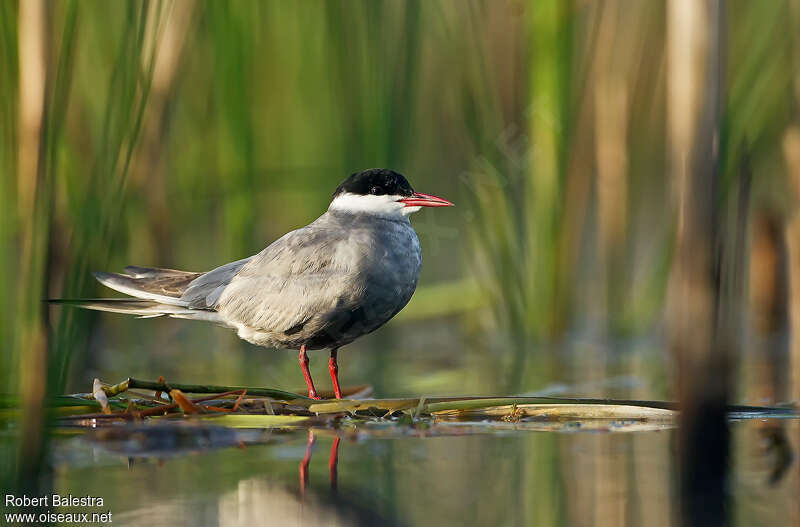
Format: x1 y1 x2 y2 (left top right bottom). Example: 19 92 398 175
56 169 454 399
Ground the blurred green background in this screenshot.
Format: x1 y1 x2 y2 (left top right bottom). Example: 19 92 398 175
3 1 800 525
3 0 797 395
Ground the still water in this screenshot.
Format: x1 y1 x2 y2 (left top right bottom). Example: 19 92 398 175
46 415 798 527
17 313 792 526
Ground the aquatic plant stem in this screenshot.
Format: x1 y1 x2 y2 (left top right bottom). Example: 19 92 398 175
102 377 310 401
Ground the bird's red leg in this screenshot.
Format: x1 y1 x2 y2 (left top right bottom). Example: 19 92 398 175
298 345 320 400
328 348 342 399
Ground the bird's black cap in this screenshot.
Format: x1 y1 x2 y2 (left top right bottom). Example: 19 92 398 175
333 169 415 198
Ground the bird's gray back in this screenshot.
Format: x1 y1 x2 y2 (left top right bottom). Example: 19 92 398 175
186 211 421 349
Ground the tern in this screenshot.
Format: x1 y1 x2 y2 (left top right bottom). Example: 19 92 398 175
56 169 454 399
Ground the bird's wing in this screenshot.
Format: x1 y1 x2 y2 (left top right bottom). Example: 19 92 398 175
194 222 365 334
180 257 253 309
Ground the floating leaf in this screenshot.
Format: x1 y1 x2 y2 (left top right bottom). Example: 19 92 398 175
431 404 677 422
200 414 311 428
309 398 421 414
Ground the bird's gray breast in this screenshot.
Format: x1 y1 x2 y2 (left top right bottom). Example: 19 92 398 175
303 216 421 349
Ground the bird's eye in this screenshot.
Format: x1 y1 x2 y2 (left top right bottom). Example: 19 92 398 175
370 186 382 195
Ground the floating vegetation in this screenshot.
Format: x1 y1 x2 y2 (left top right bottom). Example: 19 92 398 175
4 377 792 438
3 377 798 488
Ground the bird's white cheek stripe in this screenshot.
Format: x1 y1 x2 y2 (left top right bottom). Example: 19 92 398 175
329 192 417 218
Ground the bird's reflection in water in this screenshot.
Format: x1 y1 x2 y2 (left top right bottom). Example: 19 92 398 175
329 436 340 494
299 430 341 498
299 430 315 496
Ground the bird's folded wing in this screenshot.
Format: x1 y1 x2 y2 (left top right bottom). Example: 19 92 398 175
180 257 253 309
181 225 362 333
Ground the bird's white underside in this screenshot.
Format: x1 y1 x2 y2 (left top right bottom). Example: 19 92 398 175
328 192 421 218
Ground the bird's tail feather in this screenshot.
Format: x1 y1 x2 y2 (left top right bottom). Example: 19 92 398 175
92 266 201 305
48 298 220 322
50 266 225 324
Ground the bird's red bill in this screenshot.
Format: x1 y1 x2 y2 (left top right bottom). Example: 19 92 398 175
400 192 454 208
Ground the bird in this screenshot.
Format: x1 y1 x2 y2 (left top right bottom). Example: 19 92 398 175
54 169 454 399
